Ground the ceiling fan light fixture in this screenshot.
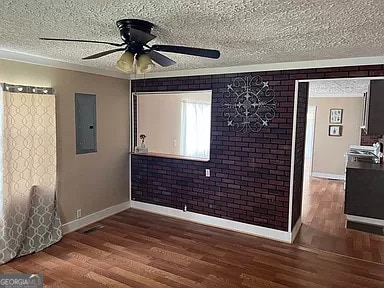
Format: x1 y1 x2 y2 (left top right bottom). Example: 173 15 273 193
136 54 155 74
115 52 134 72
40 19 220 72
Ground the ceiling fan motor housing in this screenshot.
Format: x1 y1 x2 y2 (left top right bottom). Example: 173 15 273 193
116 19 154 42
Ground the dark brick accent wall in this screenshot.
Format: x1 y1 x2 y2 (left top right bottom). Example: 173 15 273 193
131 65 384 232
291 83 309 228
361 131 382 146
132 72 294 231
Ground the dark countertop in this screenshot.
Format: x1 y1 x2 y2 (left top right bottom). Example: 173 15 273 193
347 159 384 171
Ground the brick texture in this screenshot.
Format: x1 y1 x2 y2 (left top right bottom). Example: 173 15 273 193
361 131 382 146
131 64 384 232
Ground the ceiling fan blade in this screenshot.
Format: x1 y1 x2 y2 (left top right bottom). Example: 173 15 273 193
39 37 125 47
151 45 220 59
82 48 125 60
129 28 156 44
147 51 176 67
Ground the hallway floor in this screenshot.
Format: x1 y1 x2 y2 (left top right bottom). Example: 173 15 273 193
295 176 384 264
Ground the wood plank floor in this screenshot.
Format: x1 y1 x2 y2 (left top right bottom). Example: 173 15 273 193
1 209 384 287
295 175 384 264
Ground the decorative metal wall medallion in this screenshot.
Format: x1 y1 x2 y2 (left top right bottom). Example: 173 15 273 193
222 75 276 132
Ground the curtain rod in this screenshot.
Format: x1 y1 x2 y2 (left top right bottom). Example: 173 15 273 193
0 83 55 95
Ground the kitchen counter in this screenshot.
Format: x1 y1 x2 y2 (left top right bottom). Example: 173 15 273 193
347 159 384 171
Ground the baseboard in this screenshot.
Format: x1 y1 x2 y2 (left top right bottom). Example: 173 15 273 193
346 214 384 227
62 201 130 234
347 220 384 236
291 216 302 243
131 201 293 243
311 172 345 181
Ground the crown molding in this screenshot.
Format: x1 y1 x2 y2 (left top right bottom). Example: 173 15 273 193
1 49 383 81
131 56 384 79
0 49 129 79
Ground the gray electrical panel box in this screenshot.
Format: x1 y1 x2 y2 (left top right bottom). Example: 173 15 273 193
75 93 97 154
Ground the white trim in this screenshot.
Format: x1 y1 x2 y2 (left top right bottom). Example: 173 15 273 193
128 80 133 202
62 201 131 234
2 48 384 81
131 56 384 79
291 216 302 243
131 201 293 243
134 90 212 95
311 172 345 180
288 81 300 233
3 48 384 81
309 94 364 98
347 214 384 226
0 49 129 79
305 106 317 169
304 76 384 82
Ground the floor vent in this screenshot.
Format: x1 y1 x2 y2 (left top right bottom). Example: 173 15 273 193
80 224 104 234
347 221 384 236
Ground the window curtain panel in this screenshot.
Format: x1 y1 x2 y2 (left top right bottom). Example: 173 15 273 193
0 85 62 264
181 100 211 158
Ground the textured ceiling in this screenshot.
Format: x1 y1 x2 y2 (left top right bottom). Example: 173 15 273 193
1 0 384 73
309 79 369 98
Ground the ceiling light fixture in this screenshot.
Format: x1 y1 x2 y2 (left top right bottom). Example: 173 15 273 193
136 54 155 74
116 52 134 73
115 52 154 74
40 19 220 73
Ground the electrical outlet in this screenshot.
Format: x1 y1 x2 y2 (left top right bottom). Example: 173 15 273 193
205 169 210 177
76 209 82 219
173 139 177 147
183 205 187 212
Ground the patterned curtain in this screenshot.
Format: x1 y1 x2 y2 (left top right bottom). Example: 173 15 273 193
0 85 62 264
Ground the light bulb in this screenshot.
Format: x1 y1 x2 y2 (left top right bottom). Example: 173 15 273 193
136 54 155 74
116 52 134 73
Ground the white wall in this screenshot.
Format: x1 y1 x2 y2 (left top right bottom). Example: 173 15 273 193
0 58 130 223
309 97 363 177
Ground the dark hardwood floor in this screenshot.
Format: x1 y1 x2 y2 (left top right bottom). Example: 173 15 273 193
1 209 384 287
296 170 384 264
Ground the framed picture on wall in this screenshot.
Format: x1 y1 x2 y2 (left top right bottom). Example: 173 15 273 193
329 108 343 124
329 125 343 137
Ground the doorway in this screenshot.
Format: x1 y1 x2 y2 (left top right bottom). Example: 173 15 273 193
304 106 316 179
295 77 384 264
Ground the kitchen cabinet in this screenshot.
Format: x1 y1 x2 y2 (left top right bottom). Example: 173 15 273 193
361 80 384 135
345 159 384 220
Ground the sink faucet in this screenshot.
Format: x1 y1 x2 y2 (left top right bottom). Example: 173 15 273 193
367 151 381 164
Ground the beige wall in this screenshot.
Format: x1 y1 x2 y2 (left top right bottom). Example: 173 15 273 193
309 97 363 176
137 92 211 155
0 59 130 223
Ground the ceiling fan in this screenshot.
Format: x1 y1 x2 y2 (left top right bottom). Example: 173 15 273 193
40 19 221 73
